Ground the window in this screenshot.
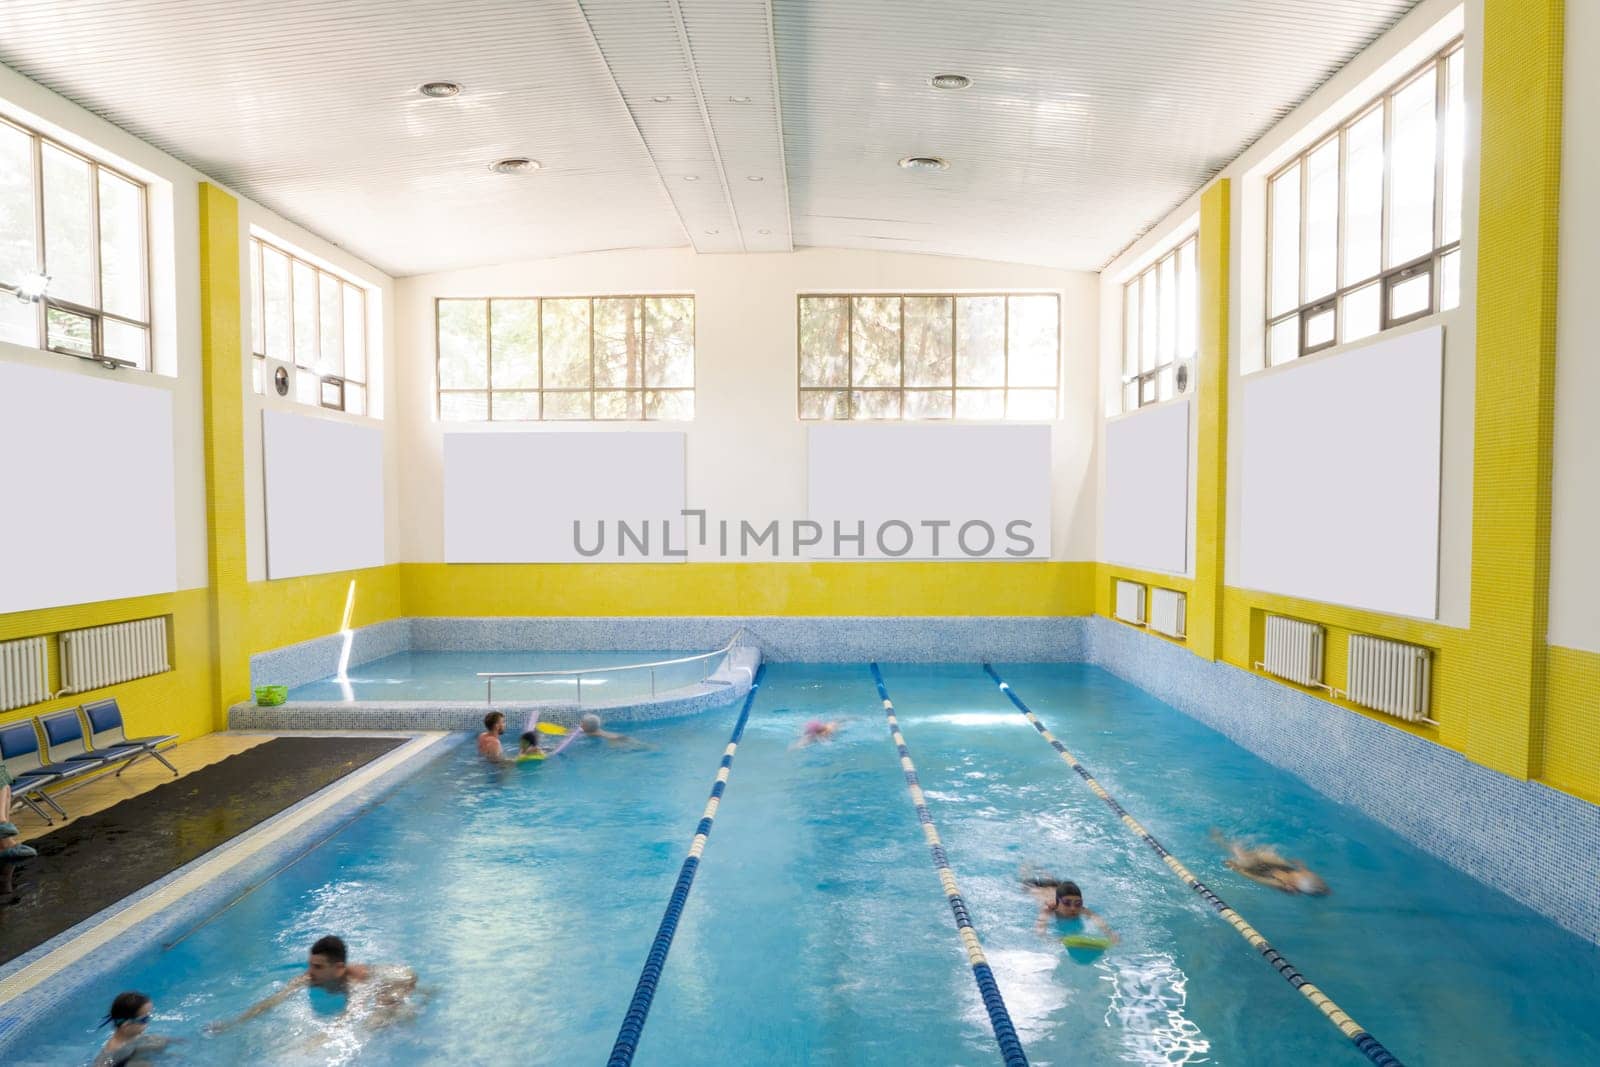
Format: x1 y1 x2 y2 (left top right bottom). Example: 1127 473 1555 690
435 296 694 421
249 235 372 416
0 117 151 369
797 293 1059 420
1120 235 1197 411
1266 40 1464 366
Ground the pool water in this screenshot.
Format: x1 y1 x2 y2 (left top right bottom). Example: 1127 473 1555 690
11 663 1600 1065
286 650 708 703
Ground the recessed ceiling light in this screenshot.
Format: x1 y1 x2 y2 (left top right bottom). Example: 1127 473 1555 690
746 175 764 182
418 80 462 98
683 174 700 181
705 229 720 235
729 95 752 103
489 157 541 174
898 155 950 171
757 228 772 235
930 73 972 90
652 95 672 103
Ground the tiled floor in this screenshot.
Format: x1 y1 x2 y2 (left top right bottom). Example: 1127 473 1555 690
12 733 272 844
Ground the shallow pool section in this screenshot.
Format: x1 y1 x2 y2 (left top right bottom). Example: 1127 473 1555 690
285 649 707 703
8 664 1599 1065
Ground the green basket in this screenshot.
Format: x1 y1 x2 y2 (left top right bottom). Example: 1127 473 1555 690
255 684 288 706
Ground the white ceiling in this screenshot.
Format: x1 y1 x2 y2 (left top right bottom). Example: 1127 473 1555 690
0 0 1419 276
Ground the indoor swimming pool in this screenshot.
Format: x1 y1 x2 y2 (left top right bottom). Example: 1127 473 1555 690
285 650 708 704
9 663 1599 1065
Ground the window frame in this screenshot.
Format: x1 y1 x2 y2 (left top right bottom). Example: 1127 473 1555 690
1264 38 1464 366
794 292 1061 421
248 234 372 416
0 115 153 370
1119 234 1197 412
433 294 697 422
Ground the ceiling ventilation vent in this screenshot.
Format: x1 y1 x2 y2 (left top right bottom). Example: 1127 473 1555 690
898 156 949 171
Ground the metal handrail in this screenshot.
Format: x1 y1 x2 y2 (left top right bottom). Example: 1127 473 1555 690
478 627 747 704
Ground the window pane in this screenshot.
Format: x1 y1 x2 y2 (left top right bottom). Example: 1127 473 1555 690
1342 283 1381 343
1269 163 1301 317
1139 272 1158 373
644 296 694 388
594 297 642 390
343 284 366 384
1304 307 1335 349
1177 240 1197 360
292 260 317 367
46 305 93 355
1 296 35 347
492 390 539 420
799 389 848 420
318 273 342 376
542 391 591 420
1268 317 1298 366
320 378 344 409
1389 69 1438 266
262 246 291 361
541 298 591 389
491 299 539 389
1157 257 1177 367
294 368 319 405
955 388 1004 419
1303 139 1338 301
799 296 849 387
1007 389 1056 419
1343 108 1384 284
0 123 36 283
251 355 264 395
1389 270 1432 321
851 296 900 387
1122 381 1139 412
902 296 952 386
440 392 488 422
594 390 643 420
249 241 264 356
436 298 488 389
1122 283 1139 379
42 145 94 307
903 389 953 418
1140 378 1157 405
1443 50 1465 246
851 388 900 419
645 389 694 420
1008 295 1058 387
103 318 147 369
1441 249 1461 311
1156 365 1175 402
955 296 1004 386
345 382 366 416
97 170 143 320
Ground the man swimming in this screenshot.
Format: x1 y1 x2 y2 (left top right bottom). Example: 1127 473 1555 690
1022 870 1118 941
1211 830 1329 895
477 711 511 764
208 935 416 1035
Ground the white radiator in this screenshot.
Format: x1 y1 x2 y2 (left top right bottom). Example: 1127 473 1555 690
1346 634 1433 722
0 636 50 712
1261 615 1324 687
1114 580 1145 625
1150 588 1187 638
60 617 170 693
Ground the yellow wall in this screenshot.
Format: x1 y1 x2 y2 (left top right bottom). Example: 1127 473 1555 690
1544 645 1600 804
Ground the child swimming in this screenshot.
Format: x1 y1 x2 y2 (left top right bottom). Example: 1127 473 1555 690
1021 870 1118 942
1211 829 1329 895
792 719 842 748
516 731 545 762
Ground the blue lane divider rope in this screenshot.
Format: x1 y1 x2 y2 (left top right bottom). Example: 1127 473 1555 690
981 663 1403 1067
870 663 1030 1067
606 665 766 1067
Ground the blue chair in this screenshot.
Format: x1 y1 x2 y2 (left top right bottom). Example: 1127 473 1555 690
0 719 105 824
40 708 127 773
81 698 178 777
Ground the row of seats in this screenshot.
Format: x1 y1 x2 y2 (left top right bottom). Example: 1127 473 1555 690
0 698 177 825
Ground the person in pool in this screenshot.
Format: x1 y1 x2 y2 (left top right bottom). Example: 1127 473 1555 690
792 719 842 748
576 713 645 748
1022 871 1118 942
477 711 512 764
517 730 545 761
95 991 171 1065
1211 829 1329 895
209 935 416 1035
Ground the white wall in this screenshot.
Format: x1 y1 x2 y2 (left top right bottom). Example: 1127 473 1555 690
395 247 1099 562
1097 0 1478 626
1549 0 1600 652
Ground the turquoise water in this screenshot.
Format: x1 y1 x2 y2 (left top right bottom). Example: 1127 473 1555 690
10 663 1599 1065
286 650 707 703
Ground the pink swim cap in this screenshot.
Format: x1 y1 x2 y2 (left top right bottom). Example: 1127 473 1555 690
804 719 827 735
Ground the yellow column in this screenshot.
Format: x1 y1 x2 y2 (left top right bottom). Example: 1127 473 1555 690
198 183 251 722
1189 179 1231 661
1465 0 1564 778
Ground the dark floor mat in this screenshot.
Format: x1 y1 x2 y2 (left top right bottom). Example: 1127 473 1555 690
0 735 405 964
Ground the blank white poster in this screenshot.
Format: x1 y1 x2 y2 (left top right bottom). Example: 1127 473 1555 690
1103 400 1190 573
444 431 686 562
1239 325 1443 618
263 410 386 578
0 361 178 612
807 425 1051 558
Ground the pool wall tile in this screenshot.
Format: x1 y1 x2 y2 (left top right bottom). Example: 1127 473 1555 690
249 617 413 690
1086 615 1600 944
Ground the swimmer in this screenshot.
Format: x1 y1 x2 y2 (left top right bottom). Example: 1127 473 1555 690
577 713 645 748
208 935 416 1035
1021 870 1118 942
517 731 545 761
791 719 842 749
94 991 171 1066
1211 829 1329 895
477 711 511 764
